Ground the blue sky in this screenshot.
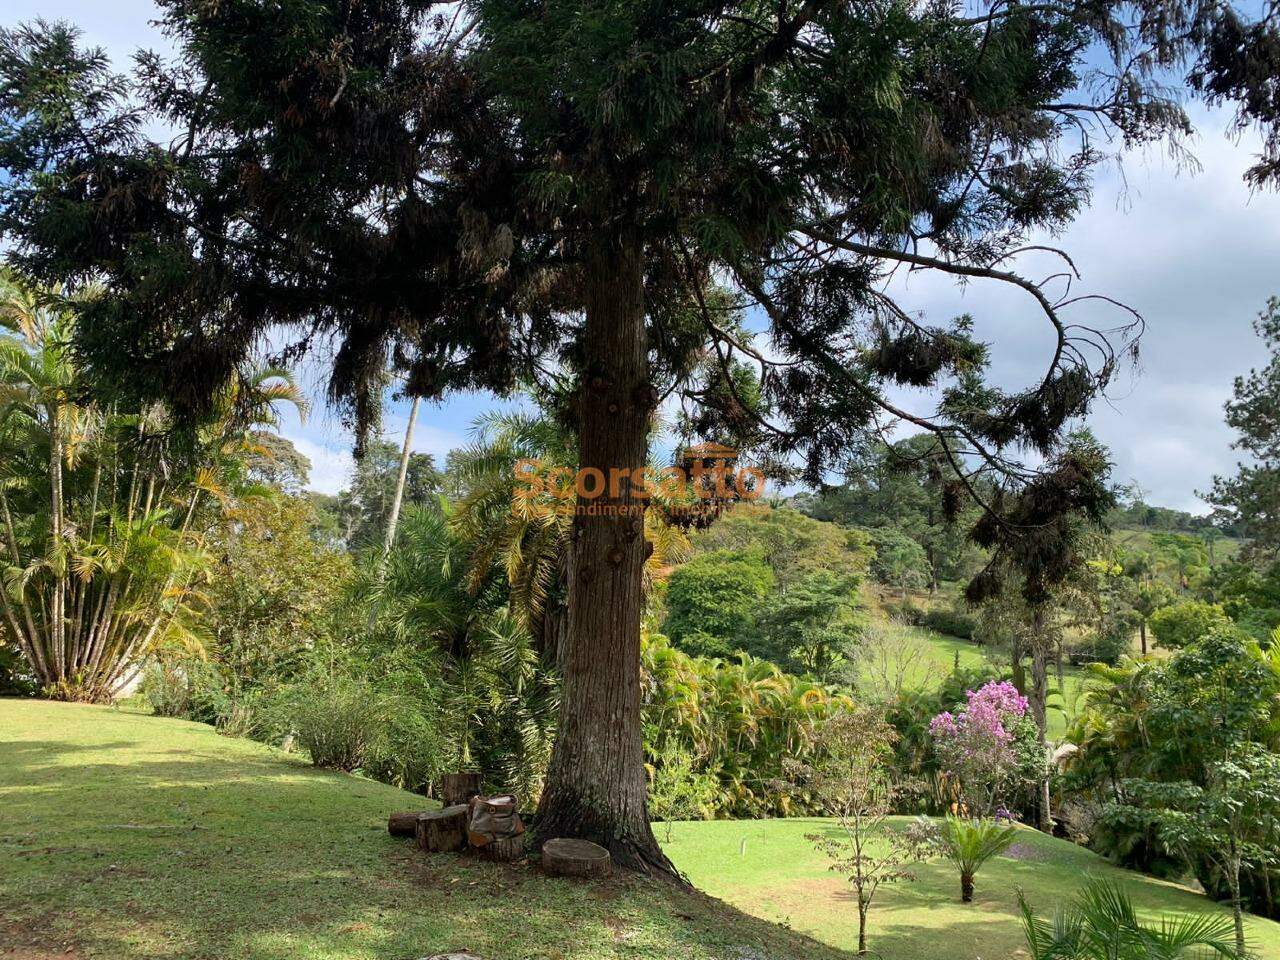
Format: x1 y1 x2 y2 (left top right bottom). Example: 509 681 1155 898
8 0 1280 510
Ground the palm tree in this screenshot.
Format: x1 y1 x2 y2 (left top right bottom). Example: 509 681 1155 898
931 816 1019 903
356 504 560 802
0 270 306 700
450 409 691 660
1020 878 1243 959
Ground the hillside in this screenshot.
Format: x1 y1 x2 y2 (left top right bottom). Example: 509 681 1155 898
5 700 1278 959
0 700 843 960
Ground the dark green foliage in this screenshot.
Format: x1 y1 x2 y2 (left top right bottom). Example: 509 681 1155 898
754 570 864 682
1069 630 1280 920
336 439 443 552
2 0 1260 592
920 606 979 641
797 434 981 591
663 550 775 658
866 526 932 595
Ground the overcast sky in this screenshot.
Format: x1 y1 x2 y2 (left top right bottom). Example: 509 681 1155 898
8 0 1280 511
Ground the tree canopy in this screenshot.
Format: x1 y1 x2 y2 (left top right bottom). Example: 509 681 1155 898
4 0 1279 873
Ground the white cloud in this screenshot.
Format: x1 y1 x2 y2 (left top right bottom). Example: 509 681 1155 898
283 434 355 496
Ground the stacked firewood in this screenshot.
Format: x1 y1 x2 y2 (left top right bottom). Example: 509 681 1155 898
388 774 613 876
387 775 525 861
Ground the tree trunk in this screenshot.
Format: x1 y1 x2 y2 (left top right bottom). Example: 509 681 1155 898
48 401 67 687
1139 620 1147 656
534 233 673 877
1030 609 1052 833
961 872 974 903
382 394 420 560
388 810 425 837
441 772 482 807
477 834 525 862
856 901 868 954
1229 865 1247 958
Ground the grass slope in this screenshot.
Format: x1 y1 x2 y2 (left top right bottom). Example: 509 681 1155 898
667 818 1280 960
4 699 1278 959
0 699 843 960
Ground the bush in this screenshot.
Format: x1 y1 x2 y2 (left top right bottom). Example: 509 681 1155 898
884 599 926 625
273 673 392 771
663 549 774 654
0 643 36 696
141 660 195 718
1148 600 1231 649
647 743 719 842
921 607 977 641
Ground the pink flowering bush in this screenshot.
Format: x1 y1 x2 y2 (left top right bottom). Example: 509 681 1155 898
931 681 1038 817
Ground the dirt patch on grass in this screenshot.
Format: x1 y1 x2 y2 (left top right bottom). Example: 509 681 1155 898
0 916 85 959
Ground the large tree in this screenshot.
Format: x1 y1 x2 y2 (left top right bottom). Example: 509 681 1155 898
2 0 1278 873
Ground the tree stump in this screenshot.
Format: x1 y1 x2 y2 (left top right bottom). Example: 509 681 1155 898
441 772 482 807
476 833 525 862
541 838 612 879
388 811 424 838
416 805 469 853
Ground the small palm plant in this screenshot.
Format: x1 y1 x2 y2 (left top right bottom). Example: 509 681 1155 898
925 815 1019 903
1020 878 1243 959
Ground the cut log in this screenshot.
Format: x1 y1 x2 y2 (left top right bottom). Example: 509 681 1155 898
416 805 469 853
441 772 482 807
388 811 424 838
541 838 612 879
476 833 525 862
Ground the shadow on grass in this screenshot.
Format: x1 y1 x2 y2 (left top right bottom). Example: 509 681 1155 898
2 727 857 960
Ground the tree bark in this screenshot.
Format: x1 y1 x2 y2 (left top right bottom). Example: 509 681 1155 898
477 834 525 861
441 772 482 807
1139 620 1147 656
388 810 425 837
961 872 974 903
534 233 674 877
382 394 419 560
1030 609 1052 833
542 837 612 878
416 805 469 853
48 401 67 685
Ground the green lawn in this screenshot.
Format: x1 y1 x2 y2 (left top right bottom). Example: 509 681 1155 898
0 699 843 960
4 698 1278 960
665 818 1280 959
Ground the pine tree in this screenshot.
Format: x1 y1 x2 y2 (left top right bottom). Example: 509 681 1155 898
2 0 1278 874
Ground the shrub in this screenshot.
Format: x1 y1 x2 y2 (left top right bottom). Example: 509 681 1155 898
1148 600 1231 649
142 660 194 718
1019 879 1242 959
647 743 718 842
273 673 392 771
663 549 774 655
884 599 926 625
921 607 977 641
362 707 449 794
